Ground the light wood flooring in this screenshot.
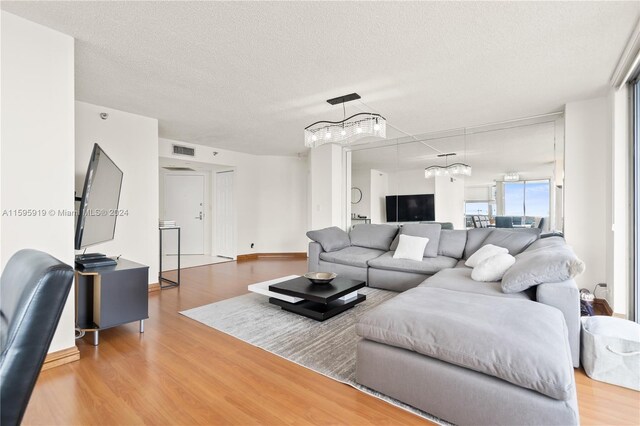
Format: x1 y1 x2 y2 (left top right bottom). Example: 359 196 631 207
24 259 640 425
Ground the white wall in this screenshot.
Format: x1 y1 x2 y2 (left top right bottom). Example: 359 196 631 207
256 156 309 252
565 92 634 316
564 96 610 293
158 139 309 254
387 169 436 196
435 175 466 228
370 170 389 224
351 169 371 218
75 102 159 284
383 168 469 227
1 12 76 352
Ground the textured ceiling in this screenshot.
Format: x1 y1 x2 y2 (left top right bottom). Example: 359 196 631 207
2 1 638 155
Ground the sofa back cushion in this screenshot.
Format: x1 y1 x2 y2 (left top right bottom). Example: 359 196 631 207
438 230 467 259
390 223 441 258
482 228 541 255
420 221 454 230
350 224 399 251
464 228 541 258
463 228 494 259
306 227 350 252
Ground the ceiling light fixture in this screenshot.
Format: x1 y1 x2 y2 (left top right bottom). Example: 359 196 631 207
424 153 472 178
504 172 520 181
425 129 472 179
304 93 386 148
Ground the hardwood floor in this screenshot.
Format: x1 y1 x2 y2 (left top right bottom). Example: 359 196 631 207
24 259 640 425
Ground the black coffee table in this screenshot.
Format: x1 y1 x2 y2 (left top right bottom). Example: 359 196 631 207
268 276 366 321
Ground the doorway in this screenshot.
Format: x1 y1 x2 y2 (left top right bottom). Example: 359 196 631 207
163 174 205 255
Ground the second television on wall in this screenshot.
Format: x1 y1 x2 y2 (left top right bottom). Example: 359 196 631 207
385 194 435 222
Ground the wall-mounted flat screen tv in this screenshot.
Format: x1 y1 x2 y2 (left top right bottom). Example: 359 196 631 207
74 144 123 250
386 194 435 222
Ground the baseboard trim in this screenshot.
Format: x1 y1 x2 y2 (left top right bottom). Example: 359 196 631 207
237 253 259 261
42 346 80 371
148 282 160 293
237 252 307 262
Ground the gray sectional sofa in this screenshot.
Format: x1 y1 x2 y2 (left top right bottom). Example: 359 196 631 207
307 223 582 425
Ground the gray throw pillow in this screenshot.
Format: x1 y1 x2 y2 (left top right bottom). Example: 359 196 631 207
438 230 467 259
306 227 350 252
390 223 442 258
482 228 541 255
501 244 586 293
349 224 399 251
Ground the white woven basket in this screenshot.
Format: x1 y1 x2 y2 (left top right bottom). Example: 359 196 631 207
581 316 640 391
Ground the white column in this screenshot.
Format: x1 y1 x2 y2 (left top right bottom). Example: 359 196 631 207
310 144 344 230
434 175 465 229
564 96 610 296
370 170 388 224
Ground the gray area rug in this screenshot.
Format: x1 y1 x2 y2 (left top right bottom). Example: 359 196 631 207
181 287 446 425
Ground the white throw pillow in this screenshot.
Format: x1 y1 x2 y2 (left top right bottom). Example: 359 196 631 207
393 234 429 261
465 244 509 268
471 253 516 282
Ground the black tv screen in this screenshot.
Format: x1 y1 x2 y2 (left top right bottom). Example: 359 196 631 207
74 144 123 250
386 194 435 222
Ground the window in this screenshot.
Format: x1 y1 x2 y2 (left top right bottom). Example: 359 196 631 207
503 180 550 219
524 180 551 217
504 182 525 216
465 201 491 216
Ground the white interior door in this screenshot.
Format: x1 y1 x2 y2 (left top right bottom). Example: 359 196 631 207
215 171 234 258
164 174 205 255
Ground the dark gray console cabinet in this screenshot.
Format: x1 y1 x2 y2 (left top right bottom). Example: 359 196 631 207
76 259 149 345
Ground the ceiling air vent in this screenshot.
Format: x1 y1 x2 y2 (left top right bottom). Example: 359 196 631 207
162 167 196 171
173 144 195 156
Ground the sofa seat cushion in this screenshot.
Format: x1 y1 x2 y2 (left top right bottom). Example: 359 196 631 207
356 287 575 401
319 246 385 268
420 267 531 300
367 252 457 275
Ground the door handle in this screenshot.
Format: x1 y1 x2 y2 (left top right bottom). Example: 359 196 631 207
195 212 203 220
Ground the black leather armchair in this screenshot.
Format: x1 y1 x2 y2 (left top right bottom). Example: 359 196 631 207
0 249 74 426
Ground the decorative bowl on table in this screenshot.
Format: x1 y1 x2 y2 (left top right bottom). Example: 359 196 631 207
304 272 337 285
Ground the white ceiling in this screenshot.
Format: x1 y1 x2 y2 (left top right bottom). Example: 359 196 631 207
352 120 560 188
2 1 638 155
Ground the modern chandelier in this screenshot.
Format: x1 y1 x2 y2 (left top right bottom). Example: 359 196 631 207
304 93 386 148
424 153 472 178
